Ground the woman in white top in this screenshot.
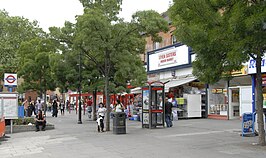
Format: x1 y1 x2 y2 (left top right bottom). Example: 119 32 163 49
114 99 124 112
97 102 107 119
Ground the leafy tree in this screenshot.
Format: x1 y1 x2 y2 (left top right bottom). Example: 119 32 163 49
50 0 169 130
0 10 42 76
169 0 266 145
18 36 57 107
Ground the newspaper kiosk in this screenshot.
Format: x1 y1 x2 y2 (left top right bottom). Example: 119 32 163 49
142 81 165 129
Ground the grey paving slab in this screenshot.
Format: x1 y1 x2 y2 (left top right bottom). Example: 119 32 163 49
0 112 266 158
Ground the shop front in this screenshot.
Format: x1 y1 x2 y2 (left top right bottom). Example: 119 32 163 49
248 57 266 115
145 43 205 119
208 74 252 120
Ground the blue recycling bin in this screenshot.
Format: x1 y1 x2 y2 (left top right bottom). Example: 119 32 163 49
18 106 24 118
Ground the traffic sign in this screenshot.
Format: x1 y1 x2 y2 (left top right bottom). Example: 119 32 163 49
4 73 17 87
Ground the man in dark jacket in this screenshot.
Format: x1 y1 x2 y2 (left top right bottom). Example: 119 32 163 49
165 97 173 127
35 110 46 132
52 100 58 117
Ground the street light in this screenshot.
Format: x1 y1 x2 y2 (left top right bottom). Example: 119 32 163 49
78 52 82 124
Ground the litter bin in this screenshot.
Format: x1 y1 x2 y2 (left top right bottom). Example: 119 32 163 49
113 112 126 134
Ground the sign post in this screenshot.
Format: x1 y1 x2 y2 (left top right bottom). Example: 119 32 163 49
4 73 18 92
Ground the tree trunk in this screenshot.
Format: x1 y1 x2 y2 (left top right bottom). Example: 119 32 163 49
104 50 111 131
44 89 47 116
105 75 111 131
255 55 265 146
92 89 97 121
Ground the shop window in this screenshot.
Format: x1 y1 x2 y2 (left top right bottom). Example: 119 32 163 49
209 90 228 115
171 35 177 44
231 89 239 103
263 87 266 108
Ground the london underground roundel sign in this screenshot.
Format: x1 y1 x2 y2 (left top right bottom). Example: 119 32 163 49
4 73 17 87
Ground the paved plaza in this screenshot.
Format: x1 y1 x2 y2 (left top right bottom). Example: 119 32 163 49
0 112 266 158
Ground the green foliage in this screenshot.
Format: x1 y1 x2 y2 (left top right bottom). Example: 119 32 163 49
169 0 266 145
169 0 266 84
13 117 35 125
0 10 42 75
50 0 169 130
51 0 169 93
17 36 57 94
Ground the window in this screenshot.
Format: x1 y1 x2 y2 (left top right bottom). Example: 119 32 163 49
171 35 177 44
153 42 160 50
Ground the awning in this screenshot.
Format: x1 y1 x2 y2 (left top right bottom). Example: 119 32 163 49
130 87 142 94
164 77 197 92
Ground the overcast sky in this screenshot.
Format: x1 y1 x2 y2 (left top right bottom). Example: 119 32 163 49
0 0 172 32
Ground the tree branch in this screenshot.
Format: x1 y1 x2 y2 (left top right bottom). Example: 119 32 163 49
249 52 256 60
80 46 105 75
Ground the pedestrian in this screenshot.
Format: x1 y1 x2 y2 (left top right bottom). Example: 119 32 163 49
22 99 28 117
97 102 107 119
47 101 52 112
59 100 65 115
52 99 58 117
114 99 124 112
86 97 93 118
165 96 173 128
97 102 107 132
35 110 46 132
60 100 65 115
66 100 70 113
29 101 36 116
36 98 43 111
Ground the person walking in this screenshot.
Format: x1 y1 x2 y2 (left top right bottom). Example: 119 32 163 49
60 100 65 116
165 97 173 128
66 100 70 113
52 100 58 117
86 97 93 119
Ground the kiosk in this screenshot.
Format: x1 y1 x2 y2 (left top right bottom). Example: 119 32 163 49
142 81 165 129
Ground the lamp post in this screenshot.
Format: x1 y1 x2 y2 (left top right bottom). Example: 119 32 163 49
78 52 82 124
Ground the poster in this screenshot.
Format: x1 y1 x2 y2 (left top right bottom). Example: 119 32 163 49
143 113 149 124
0 93 18 119
3 99 18 119
242 113 253 134
142 90 149 110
